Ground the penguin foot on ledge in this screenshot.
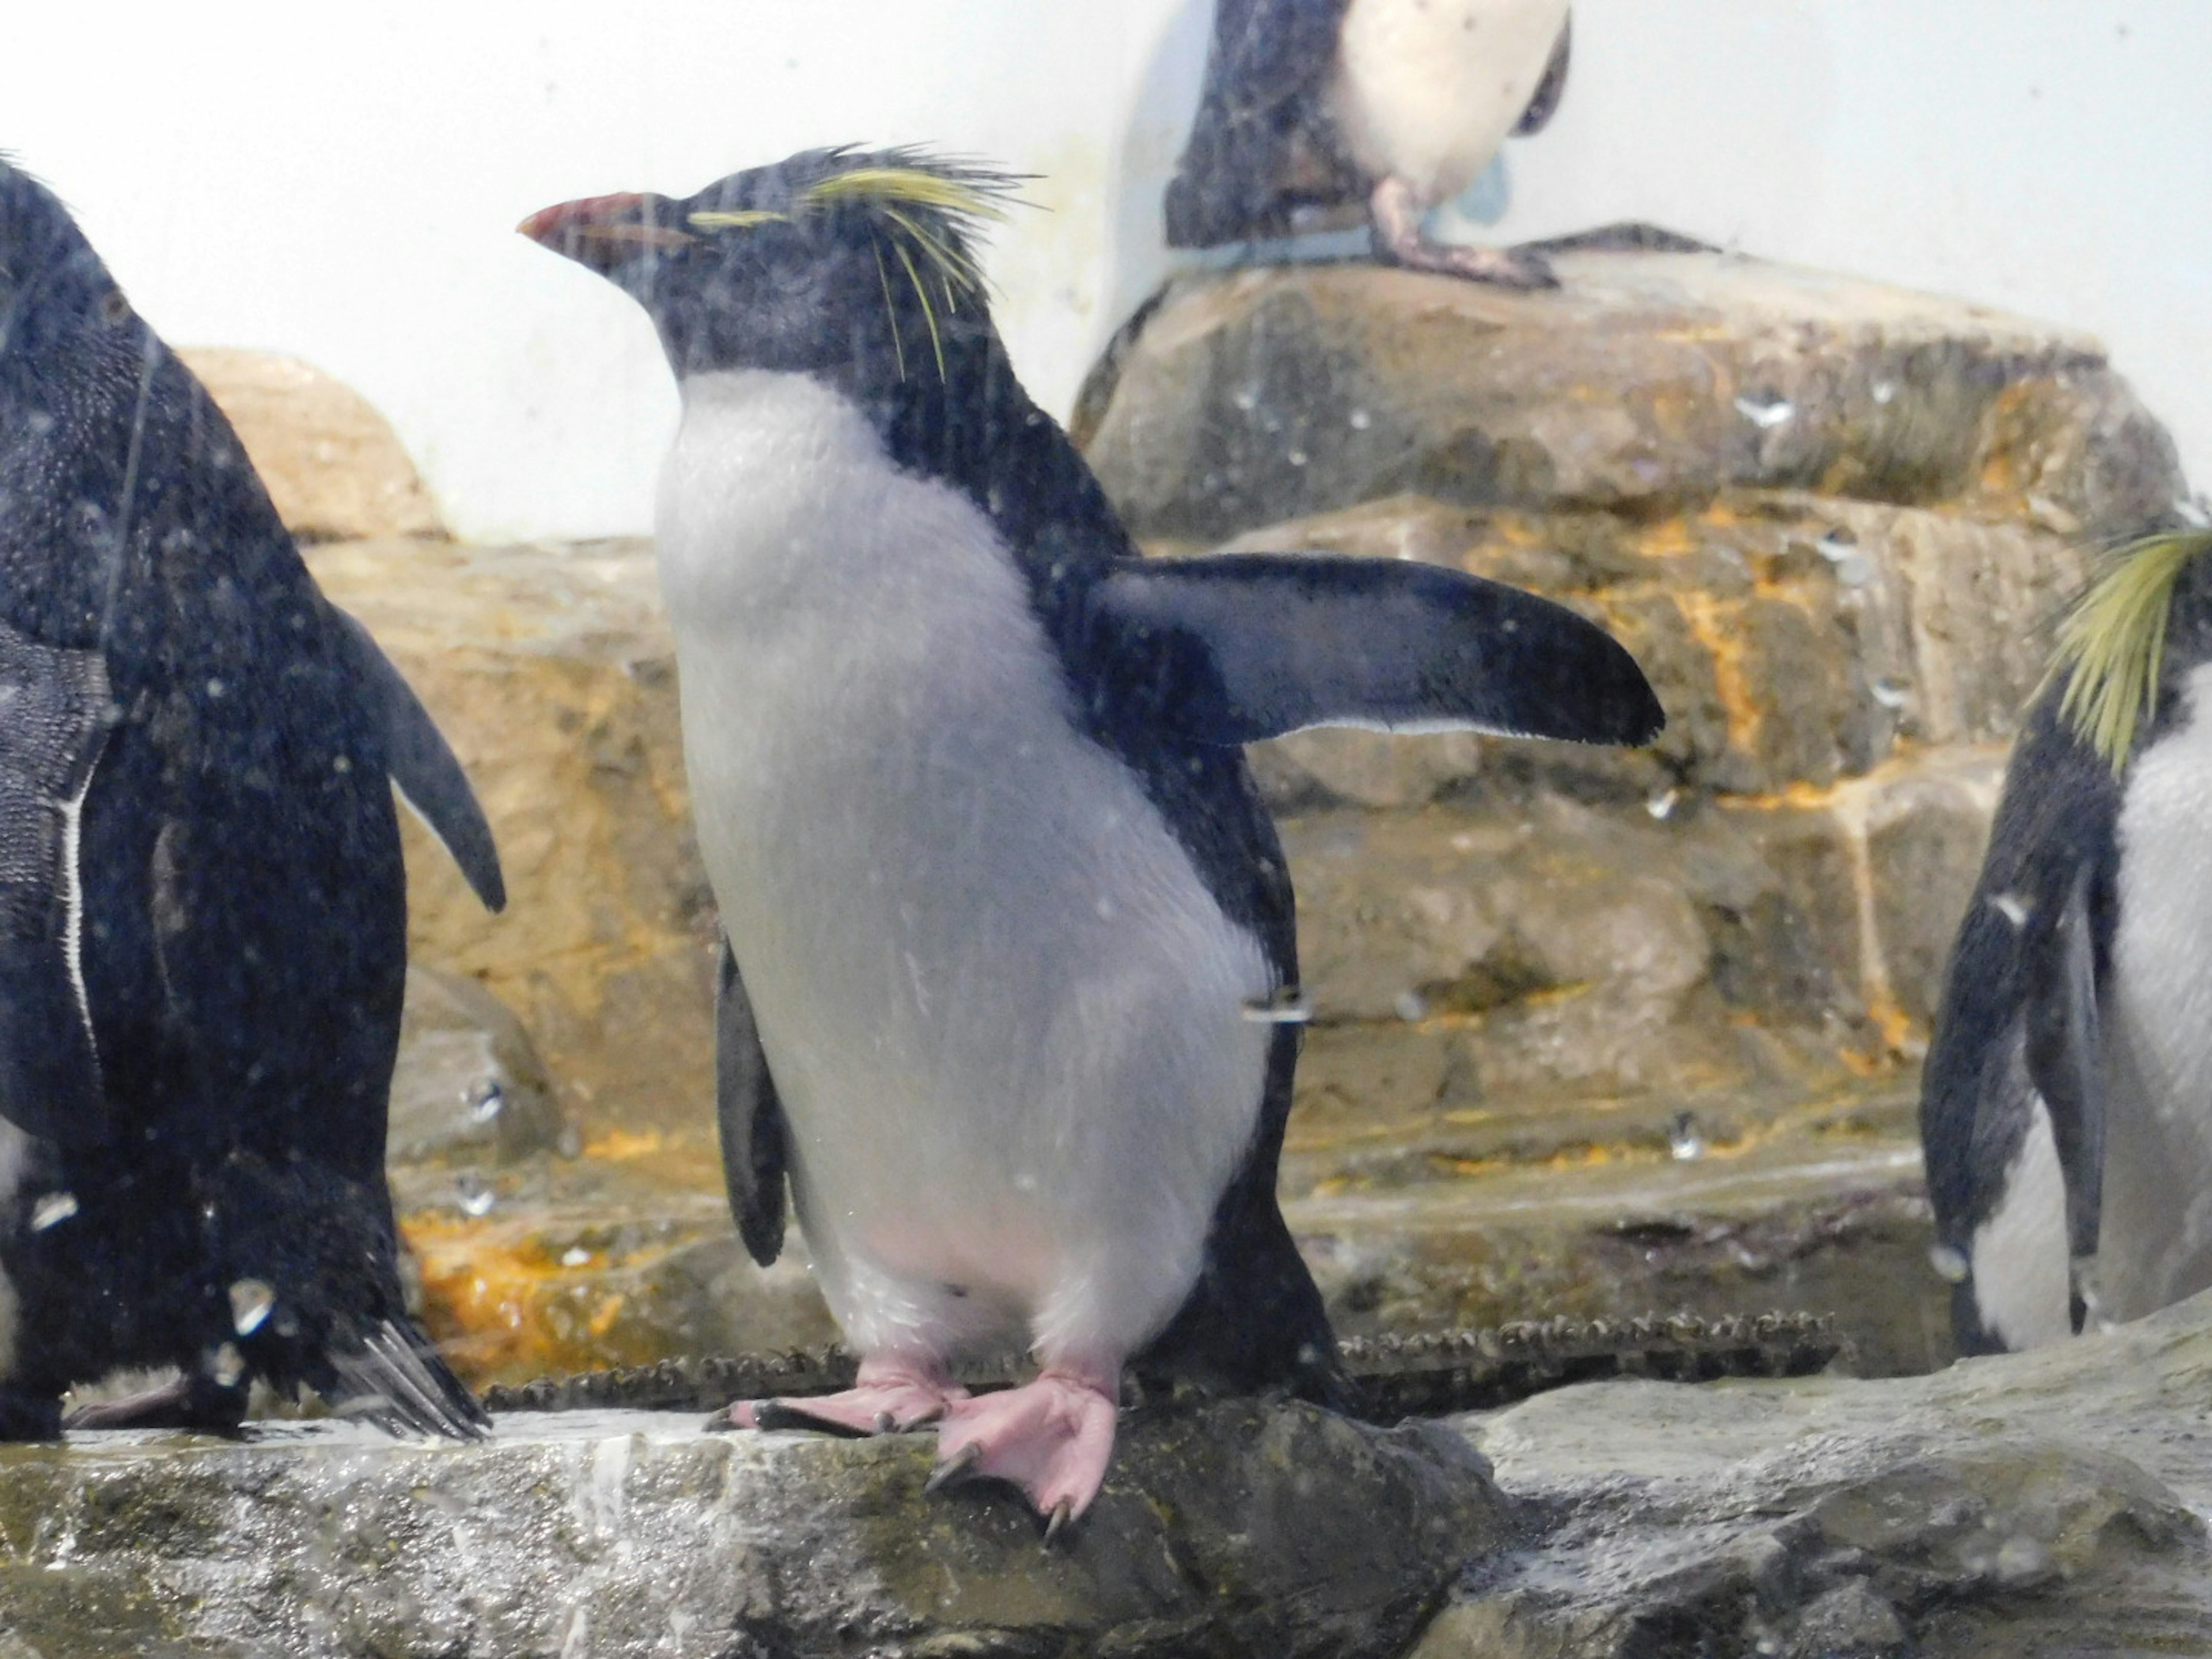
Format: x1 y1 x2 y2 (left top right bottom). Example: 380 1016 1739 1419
1370 177 1559 290
711 1355 966 1438
927 1366 1118 1541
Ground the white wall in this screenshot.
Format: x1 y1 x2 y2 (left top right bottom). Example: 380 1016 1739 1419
6 1 2207 541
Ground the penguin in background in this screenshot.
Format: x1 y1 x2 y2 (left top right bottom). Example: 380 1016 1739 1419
1166 0 1573 287
0 158 505 1438
1921 527 2212 1354
521 146 1660 1535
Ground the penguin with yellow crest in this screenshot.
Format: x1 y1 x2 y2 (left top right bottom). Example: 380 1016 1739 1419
1923 525 2212 1350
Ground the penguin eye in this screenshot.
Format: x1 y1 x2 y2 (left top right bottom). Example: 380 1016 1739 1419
98 290 129 325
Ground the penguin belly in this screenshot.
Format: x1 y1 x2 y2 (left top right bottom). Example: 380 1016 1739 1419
1328 0 1571 204
656 370 1276 1366
2101 663 2212 1320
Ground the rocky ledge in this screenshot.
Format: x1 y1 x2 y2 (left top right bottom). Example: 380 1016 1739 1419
9 1294 2212 1657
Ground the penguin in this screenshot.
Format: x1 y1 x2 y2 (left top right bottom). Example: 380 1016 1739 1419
0 158 505 1439
1921 527 2212 1354
1165 0 1573 287
520 146 1661 1533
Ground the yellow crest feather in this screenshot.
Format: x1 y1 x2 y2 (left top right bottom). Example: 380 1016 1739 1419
2051 528 2212 772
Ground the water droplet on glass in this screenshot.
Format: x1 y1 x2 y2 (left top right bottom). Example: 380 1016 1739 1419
1990 892 2032 927
1929 1244 1969 1283
1816 532 1855 563
1872 380 1897 405
1870 676 1910 710
1668 1112 1704 1161
1230 386 1259 414
209 1342 245 1388
331 753 352 774
467 1081 505 1124
1734 394 1794 429
229 1278 275 1336
455 1173 497 1218
1349 408 1372 431
1646 788 1680 821
556 1124 584 1160
204 677 226 699
1393 990 1428 1022
31 1191 77 1231
560 1246 592 1268
1286 448 1308 468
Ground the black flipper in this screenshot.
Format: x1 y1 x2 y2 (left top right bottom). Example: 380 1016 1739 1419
1512 12 1572 136
1090 553 1663 748
326 1320 490 1440
717 934 790 1267
329 608 506 912
0 618 113 1147
2025 866 2104 1267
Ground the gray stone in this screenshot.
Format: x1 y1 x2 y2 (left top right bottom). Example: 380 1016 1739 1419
1410 1291 2212 1657
388 967 564 1166
0 1401 1507 1659
1077 257 2182 546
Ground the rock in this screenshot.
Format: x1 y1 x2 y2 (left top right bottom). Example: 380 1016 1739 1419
388 966 564 1166
179 349 444 542
1077 256 2182 546
0 1400 1506 1659
302 538 715 1147
1410 1290 2212 1656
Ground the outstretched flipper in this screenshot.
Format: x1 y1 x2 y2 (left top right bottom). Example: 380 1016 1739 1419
0 618 113 1147
715 934 791 1267
1090 552 1662 748
329 608 506 912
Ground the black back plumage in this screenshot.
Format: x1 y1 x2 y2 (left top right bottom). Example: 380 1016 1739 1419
0 160 495 1435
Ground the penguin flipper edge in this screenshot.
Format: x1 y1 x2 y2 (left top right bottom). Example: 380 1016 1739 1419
717 934 790 1268
1095 552 1663 749
0 620 112 1146
329 608 506 912
2026 866 2105 1267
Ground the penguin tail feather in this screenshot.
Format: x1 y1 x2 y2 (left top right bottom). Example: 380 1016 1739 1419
327 1320 490 1441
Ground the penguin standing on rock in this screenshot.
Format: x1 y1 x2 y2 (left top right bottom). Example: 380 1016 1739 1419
0 159 505 1438
522 146 1660 1535
1922 528 2212 1353
1166 0 1573 287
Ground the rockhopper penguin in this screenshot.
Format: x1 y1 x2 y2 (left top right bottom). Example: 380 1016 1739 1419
1166 0 1573 287
1922 528 2212 1353
0 158 505 1438
521 146 1661 1533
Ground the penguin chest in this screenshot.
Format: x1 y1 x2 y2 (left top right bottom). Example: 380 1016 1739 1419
2104 662 2212 1314
654 371 1275 1332
1328 0 1570 203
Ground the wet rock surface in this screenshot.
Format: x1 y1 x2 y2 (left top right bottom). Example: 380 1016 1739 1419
10 1300 2212 1656
1420 1292 2212 1657
0 1400 1506 1659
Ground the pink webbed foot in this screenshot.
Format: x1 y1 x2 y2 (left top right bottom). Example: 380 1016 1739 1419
926 1366 1119 1541
711 1355 965 1437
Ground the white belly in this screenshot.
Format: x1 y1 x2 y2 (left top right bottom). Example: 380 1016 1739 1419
654 370 1275 1365
2102 661 2212 1320
1328 0 1570 203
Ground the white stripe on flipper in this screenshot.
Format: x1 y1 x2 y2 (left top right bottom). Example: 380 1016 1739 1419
1970 1092 2073 1350
56 766 96 1062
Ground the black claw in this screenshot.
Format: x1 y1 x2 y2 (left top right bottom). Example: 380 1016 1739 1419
924 1441 982 1495
752 1399 874 1438
1042 1499 1076 1549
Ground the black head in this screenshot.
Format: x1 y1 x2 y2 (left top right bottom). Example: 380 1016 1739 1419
0 157 150 381
520 146 1021 399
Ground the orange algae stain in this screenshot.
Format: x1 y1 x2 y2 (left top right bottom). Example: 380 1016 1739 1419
1672 591 1765 755
399 1209 693 1387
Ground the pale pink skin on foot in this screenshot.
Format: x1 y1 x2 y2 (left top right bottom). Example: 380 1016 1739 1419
932 1365 1120 1524
1370 176 1558 289
724 1354 966 1435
